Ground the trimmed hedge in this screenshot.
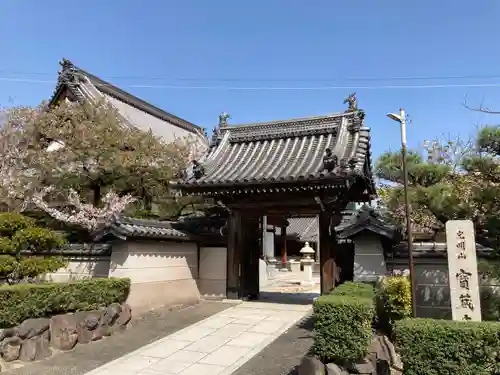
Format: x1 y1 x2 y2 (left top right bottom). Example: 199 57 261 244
311 282 375 363
0 278 130 328
332 281 376 299
394 318 500 375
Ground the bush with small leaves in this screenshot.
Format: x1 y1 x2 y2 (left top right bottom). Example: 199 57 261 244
395 318 500 375
0 237 16 254
0 213 35 237
0 278 130 327
0 255 17 278
331 281 376 299
13 227 65 252
376 276 412 337
0 213 66 283
311 282 375 364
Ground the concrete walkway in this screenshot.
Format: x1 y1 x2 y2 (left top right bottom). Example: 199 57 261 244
83 301 312 375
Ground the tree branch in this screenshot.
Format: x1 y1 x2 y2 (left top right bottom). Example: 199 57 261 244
463 94 500 115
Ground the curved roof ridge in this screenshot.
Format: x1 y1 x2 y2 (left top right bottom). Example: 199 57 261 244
50 58 205 137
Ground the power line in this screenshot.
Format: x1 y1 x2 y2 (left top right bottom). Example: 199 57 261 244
2 68 500 82
1 76 500 90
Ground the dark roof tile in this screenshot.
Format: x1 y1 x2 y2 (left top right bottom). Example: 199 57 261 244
177 111 373 194
105 217 190 241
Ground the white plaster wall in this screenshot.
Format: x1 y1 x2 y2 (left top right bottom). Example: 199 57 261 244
105 95 207 149
198 247 227 299
45 257 111 282
109 240 200 313
353 233 388 282
264 231 275 258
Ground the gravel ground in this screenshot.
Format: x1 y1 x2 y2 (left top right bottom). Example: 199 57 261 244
232 313 315 375
3 301 231 375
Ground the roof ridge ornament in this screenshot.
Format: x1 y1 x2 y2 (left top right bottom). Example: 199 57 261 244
218 112 231 127
57 58 79 86
343 92 366 121
192 159 205 179
344 92 358 112
322 148 338 172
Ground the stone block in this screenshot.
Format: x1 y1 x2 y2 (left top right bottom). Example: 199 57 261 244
0 336 21 362
325 363 349 375
49 314 78 351
19 332 51 361
298 356 325 375
16 318 50 340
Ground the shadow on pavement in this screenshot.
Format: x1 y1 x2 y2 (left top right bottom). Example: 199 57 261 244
255 291 320 305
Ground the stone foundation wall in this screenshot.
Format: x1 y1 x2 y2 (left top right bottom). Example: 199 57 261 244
0 303 131 370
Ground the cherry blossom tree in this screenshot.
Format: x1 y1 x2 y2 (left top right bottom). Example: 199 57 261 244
0 100 193 233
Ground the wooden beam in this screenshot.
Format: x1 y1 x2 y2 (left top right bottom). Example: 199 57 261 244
226 209 242 299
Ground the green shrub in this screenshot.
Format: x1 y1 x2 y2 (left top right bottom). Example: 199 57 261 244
312 282 376 363
376 276 412 336
12 228 66 252
0 213 67 283
0 213 35 237
0 237 16 254
0 277 130 327
394 318 500 375
332 281 376 299
480 287 500 321
311 294 374 363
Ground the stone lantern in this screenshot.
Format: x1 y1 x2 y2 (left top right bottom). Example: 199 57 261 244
300 242 315 259
300 242 315 286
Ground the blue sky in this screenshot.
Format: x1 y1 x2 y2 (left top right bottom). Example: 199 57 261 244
1 0 500 159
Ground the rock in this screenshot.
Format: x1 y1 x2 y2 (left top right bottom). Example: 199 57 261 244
298 356 325 375
76 311 103 344
116 303 132 327
93 325 110 341
102 303 121 326
391 354 403 372
326 363 349 375
17 318 50 339
345 358 375 374
1 337 21 362
49 314 78 351
0 328 17 341
376 359 391 375
19 333 51 362
76 310 102 331
77 325 93 344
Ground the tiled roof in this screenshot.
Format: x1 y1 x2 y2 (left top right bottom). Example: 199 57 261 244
336 205 400 241
50 58 206 137
177 111 374 195
104 217 191 241
275 209 367 242
277 217 319 242
20 243 112 256
390 242 494 258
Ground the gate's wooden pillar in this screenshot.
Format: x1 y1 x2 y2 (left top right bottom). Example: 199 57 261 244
280 224 287 266
319 210 343 294
226 209 242 299
241 214 260 300
319 211 332 295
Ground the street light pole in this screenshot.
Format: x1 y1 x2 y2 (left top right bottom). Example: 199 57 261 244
387 108 417 318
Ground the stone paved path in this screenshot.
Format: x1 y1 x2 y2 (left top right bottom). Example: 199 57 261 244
84 301 312 375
